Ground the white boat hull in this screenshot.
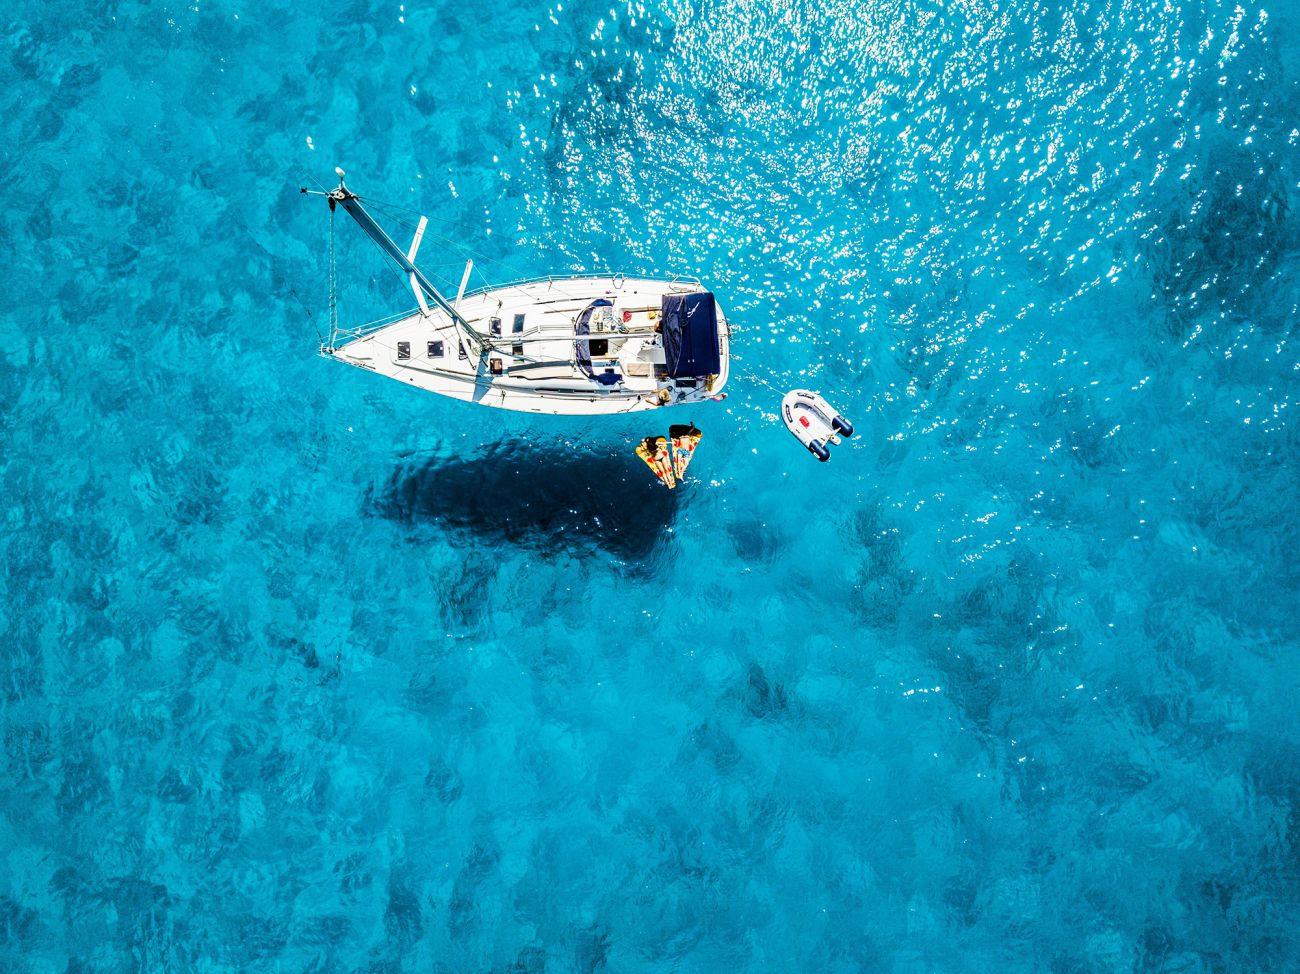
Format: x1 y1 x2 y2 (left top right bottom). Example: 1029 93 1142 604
325 275 730 416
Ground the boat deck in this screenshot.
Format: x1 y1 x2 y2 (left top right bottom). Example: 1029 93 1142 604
325 275 730 416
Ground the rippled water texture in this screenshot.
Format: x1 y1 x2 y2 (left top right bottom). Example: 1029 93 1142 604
2 0 1298 970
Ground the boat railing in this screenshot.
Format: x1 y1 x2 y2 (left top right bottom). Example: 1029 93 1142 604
324 307 419 347
461 270 703 298
321 271 704 351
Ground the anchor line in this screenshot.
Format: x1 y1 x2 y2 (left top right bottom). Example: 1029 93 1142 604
328 205 338 348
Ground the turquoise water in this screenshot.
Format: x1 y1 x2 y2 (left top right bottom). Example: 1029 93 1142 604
3 0 1299 969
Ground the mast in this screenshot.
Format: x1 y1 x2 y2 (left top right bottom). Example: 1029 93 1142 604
308 170 491 355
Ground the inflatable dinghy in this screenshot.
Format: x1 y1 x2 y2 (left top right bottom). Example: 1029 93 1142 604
782 390 854 462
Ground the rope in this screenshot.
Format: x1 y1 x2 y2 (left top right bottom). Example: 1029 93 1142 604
328 206 338 346
361 196 593 303
741 370 789 401
289 288 324 344
295 165 331 196
359 196 681 310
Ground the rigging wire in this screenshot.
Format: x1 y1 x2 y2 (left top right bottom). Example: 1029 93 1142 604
358 197 614 299
328 204 338 347
332 191 647 358
290 288 324 345
360 236 500 355
299 176 452 356
360 196 594 303
359 195 654 308
295 165 333 196
307 188 613 305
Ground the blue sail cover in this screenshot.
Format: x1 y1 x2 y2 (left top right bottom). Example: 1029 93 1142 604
661 292 720 378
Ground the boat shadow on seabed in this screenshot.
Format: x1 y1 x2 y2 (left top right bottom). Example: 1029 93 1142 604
368 438 680 561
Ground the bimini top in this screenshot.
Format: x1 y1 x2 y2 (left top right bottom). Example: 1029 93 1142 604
574 298 613 379
662 292 721 379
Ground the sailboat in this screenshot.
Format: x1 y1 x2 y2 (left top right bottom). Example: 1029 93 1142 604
303 170 731 416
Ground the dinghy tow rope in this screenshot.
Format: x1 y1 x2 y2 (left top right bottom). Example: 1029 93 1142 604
740 371 789 400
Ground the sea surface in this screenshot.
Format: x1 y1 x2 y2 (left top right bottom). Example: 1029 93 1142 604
2 0 1299 970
